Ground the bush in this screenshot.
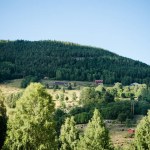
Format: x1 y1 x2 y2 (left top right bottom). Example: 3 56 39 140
21 76 39 88
117 113 127 123
74 112 91 124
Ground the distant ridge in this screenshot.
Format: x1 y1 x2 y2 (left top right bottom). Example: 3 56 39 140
0 40 150 85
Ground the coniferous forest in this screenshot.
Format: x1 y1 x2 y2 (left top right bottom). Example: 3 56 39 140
0 40 150 85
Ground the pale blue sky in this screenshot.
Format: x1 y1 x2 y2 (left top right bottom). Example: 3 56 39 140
0 0 150 64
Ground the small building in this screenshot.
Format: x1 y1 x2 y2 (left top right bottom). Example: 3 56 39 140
127 129 135 134
95 80 103 85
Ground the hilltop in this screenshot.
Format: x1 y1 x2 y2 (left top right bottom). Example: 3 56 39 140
0 40 150 85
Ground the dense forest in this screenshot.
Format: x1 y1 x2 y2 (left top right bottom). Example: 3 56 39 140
0 40 150 85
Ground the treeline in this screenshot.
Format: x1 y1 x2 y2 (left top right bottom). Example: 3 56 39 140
1 40 150 85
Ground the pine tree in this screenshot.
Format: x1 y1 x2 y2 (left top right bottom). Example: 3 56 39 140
134 110 150 150
60 116 79 150
78 109 113 150
3 83 57 150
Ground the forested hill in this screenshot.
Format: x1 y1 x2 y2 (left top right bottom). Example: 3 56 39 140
0 40 150 85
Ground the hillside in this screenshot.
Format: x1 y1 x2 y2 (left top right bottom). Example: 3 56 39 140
0 40 150 85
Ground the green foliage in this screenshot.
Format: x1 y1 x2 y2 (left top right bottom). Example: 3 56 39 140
5 91 23 108
21 75 39 88
4 83 57 150
65 96 69 101
60 94 65 101
1 40 150 84
68 83 72 90
102 91 114 103
0 61 15 81
69 96 150 124
54 109 66 136
114 82 123 89
0 90 7 149
74 112 91 124
79 87 96 105
135 100 150 115
95 85 106 92
134 110 150 150
59 116 79 150
117 113 128 123
60 101 66 109
80 86 115 106
78 109 113 150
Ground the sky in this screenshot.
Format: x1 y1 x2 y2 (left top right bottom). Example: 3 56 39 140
0 0 150 65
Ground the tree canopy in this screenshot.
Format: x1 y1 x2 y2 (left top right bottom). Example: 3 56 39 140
134 110 150 150
59 116 79 150
3 83 57 150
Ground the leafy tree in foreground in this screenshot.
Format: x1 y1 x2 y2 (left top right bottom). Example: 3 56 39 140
3 83 57 150
5 91 23 108
78 109 113 150
0 90 7 149
134 110 150 150
59 116 79 150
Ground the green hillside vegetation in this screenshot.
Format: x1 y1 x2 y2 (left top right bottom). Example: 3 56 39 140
1 40 150 85
1 82 150 149
0 90 7 149
68 83 150 125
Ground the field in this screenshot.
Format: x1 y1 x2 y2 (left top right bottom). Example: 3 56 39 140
0 79 143 149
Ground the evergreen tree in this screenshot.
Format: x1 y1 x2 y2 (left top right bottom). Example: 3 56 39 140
78 109 113 150
134 110 150 150
0 90 7 149
3 83 57 150
59 116 79 150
